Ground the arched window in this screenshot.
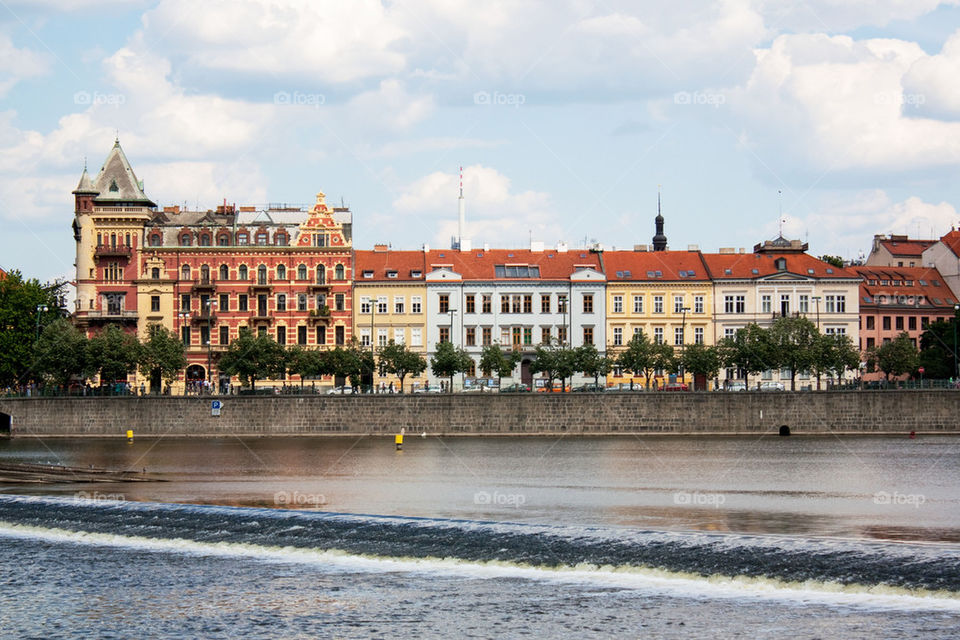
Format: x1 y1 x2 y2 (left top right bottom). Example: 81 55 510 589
298 294 307 311
275 232 288 246
151 267 160 279
316 265 326 284
200 265 210 283
334 264 345 280
237 233 248 246
199 234 211 247
277 294 286 312
238 265 248 280
110 233 117 248
256 231 269 246
297 264 307 281
180 233 192 247
219 264 229 281
150 233 161 247
125 233 131 247
257 265 267 285
217 233 230 247
97 233 102 247
181 265 191 280
276 264 286 281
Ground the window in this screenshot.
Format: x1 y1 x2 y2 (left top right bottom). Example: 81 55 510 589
219 294 229 312
335 325 345 345
613 327 623 346
411 328 423 346
724 295 734 313
613 295 623 313
512 327 521 347
654 327 663 344
360 297 371 314
825 295 836 313
882 316 891 330
378 328 388 347
150 295 160 312
219 264 229 281
895 316 904 331
316 265 326 284
334 264 345 280
297 264 307 281
523 295 532 314
314 233 327 247
780 294 790 317
482 295 492 314
217 234 229 247
256 232 268 246
674 295 684 314
523 327 533 345
866 316 875 330
256 265 267 285
298 294 307 311
465 295 476 313
866 337 875 349
583 294 594 313
335 294 344 311
199 234 211 247
150 234 161 247
694 327 704 344
558 326 568 346
181 326 191 345
799 295 809 313
541 294 551 313
694 296 704 314
180 293 191 311
675 327 684 345
360 328 371 347
276 233 288 247
220 326 230 345
317 326 327 345
439 293 450 313
394 329 405 345
501 295 510 313
921 317 929 329
277 294 286 312
558 295 568 313
836 295 846 313
653 295 664 314
439 327 450 343
180 233 191 247
466 327 476 346
494 265 541 278
276 264 286 281
512 295 522 314
633 296 643 313
151 267 160 279
277 326 286 345
761 294 772 314
239 265 248 280
237 233 248 246
908 316 916 331
411 296 422 314
181 265 191 280
541 326 551 344
736 295 745 313
238 294 248 312
395 297 405 314
297 325 307 345
377 297 388 314
724 328 736 339
482 327 492 345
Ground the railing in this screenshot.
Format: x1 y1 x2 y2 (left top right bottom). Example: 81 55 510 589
84 309 138 319
192 277 217 290
94 244 133 259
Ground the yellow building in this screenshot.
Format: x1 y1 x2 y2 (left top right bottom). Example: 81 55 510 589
353 248 429 392
603 249 714 389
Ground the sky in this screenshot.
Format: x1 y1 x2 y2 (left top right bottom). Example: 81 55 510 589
3 0 960 284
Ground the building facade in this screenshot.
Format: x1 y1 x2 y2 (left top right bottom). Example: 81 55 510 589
73 140 353 392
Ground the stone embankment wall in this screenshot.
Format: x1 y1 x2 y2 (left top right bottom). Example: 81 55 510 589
0 391 957 437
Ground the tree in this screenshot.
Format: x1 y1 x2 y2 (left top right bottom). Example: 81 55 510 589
323 346 361 392
821 333 860 385
479 343 521 388
33 319 91 388
138 324 186 393
430 340 471 392
87 324 142 385
286 346 326 390
767 316 819 390
0 270 67 386
723 323 773 389
874 332 919 381
346 338 375 390
576 343 614 386
819 255 845 268
530 343 559 389
617 330 655 389
555 345 579 391
918 319 957 379
680 343 721 390
378 340 427 392
218 327 286 389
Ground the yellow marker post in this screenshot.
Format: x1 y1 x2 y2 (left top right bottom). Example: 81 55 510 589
126 429 134 442
395 433 403 450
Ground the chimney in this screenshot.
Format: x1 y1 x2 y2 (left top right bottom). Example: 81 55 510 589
556 241 568 253
373 244 388 252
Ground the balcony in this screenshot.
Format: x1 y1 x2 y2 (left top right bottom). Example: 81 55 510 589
308 279 330 292
191 312 218 325
248 278 275 294
307 307 332 324
93 244 133 260
191 277 217 292
80 309 139 325
249 311 273 323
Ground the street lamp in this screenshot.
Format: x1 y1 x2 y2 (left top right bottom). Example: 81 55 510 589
448 307 458 392
205 299 217 387
369 297 376 392
35 304 48 342
679 306 690 386
953 303 959 381
811 296 821 330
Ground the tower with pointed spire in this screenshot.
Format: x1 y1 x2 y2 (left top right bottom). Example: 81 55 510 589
652 189 667 251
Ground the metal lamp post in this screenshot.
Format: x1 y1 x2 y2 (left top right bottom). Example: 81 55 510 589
448 307 457 392
369 298 376 392
954 303 959 381
35 304 48 342
811 296 821 329
205 299 217 388
680 306 690 387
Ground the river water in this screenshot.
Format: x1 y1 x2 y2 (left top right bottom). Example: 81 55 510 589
1 435 959 638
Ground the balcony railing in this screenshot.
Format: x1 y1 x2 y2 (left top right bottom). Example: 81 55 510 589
191 313 217 324
94 244 133 259
249 311 273 323
191 277 217 292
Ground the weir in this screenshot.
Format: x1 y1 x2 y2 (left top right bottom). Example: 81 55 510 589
0 390 958 437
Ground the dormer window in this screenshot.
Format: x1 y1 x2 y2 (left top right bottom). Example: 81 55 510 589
149 233 162 247
180 233 192 247
363 270 374 278
387 270 398 278
774 258 786 271
411 270 422 278
109 179 119 192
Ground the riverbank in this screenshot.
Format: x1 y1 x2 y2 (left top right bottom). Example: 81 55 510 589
1 390 958 437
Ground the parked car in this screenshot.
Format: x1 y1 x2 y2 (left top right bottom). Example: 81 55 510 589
604 383 645 392
757 381 785 391
326 386 353 395
572 383 605 392
663 382 689 392
412 384 445 394
724 381 747 392
499 383 531 393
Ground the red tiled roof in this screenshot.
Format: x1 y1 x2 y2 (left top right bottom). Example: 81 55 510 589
702 252 859 279
423 248 602 280
852 265 956 309
354 250 426 281
603 250 709 281
939 230 960 259
879 239 935 257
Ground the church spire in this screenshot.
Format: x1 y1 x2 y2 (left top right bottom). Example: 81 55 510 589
652 185 667 251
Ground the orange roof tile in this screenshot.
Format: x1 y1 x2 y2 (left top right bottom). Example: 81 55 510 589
603 250 709 281
852 265 957 308
702 252 859 279
939 230 960 259
354 250 426 281
422 248 602 280
879 238 935 257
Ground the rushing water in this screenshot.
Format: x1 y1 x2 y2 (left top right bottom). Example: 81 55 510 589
1 435 959 638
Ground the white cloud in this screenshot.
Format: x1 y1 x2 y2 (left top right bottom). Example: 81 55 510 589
138 160 268 209
903 29 960 120
0 33 51 98
344 79 435 132
757 0 955 32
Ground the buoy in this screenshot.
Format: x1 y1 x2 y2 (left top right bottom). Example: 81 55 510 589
909 430 916 439
395 433 404 450
126 429 134 442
